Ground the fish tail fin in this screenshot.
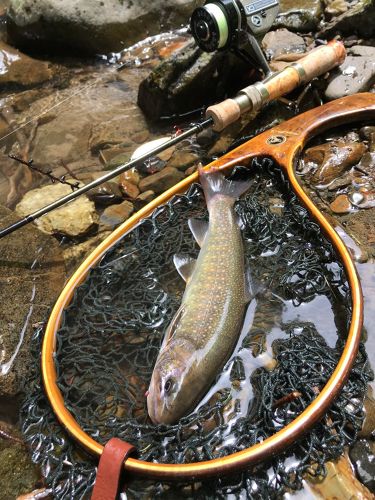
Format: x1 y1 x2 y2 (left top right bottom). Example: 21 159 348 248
199 166 251 206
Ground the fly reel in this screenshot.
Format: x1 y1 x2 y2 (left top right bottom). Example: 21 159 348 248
190 0 279 74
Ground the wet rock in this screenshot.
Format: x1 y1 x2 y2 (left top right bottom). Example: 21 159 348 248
100 200 134 229
359 391 375 438
63 230 112 275
103 152 132 171
325 51 375 100
324 0 349 17
87 182 123 206
99 147 132 167
327 172 352 191
135 190 155 206
138 38 251 121
120 168 141 187
351 188 375 209
360 126 375 152
185 164 198 176
262 29 306 60
0 423 42 498
350 440 375 492
16 183 99 237
138 166 184 194
90 114 148 154
306 141 366 186
0 41 54 88
345 208 375 248
76 171 124 207
0 205 65 397
17 488 52 500
274 0 323 32
319 0 375 38
330 194 352 214
306 453 374 498
167 148 200 171
7 0 202 54
119 178 140 199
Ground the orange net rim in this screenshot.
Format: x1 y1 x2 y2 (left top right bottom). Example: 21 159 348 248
41 95 372 480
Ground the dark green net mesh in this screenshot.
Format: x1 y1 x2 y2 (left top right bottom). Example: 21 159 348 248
21 158 372 499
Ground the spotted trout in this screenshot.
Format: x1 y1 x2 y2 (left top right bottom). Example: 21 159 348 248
147 167 251 424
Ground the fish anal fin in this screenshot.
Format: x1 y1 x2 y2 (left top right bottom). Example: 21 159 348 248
173 254 196 282
188 218 208 247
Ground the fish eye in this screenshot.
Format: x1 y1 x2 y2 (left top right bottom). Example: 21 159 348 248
164 378 174 395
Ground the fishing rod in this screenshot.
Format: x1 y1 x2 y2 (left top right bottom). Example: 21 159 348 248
0 40 345 239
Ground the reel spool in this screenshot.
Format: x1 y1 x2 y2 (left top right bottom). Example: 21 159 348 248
42 94 375 483
190 0 279 74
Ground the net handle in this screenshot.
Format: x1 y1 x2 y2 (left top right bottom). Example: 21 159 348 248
42 93 375 480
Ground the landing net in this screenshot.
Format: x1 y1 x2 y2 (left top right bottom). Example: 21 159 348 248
21 159 372 499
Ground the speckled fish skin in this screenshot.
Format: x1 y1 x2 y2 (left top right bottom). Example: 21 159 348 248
147 168 250 425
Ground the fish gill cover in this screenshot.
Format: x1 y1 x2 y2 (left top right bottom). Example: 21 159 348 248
20 158 372 499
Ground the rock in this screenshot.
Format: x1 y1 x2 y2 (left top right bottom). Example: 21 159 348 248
262 29 306 60
63 230 112 275
185 164 198 176
0 41 54 88
76 171 125 207
359 391 375 438
274 0 323 32
120 168 141 187
350 440 375 492
306 453 374 499
7 0 203 54
167 148 200 171
119 178 140 199
330 194 353 214
345 208 375 248
99 147 132 167
90 114 148 154
100 200 134 229
325 53 375 100
324 0 348 17
319 0 375 38
103 152 132 171
136 190 155 206
0 423 42 498
138 166 184 194
16 183 99 237
0 205 65 397
138 38 251 121
360 126 375 152
87 182 124 206
306 141 366 186
17 488 52 500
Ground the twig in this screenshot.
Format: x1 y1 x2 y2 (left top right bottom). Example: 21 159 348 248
8 155 80 191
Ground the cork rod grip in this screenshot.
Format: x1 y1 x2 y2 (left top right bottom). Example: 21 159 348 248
264 40 346 101
206 40 346 132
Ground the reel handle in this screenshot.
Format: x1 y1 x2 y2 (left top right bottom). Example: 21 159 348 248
206 40 346 131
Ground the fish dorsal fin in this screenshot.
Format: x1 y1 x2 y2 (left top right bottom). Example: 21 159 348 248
188 218 208 247
173 254 196 282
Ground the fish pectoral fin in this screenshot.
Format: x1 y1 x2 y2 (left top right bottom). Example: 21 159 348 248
188 218 208 248
161 305 185 349
244 267 255 303
244 267 265 303
173 254 196 282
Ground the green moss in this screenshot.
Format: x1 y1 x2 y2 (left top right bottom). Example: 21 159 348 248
0 443 40 499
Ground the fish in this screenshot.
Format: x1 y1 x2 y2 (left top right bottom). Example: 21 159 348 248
147 166 252 425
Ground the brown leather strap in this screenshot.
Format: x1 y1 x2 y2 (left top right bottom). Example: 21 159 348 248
91 438 136 500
